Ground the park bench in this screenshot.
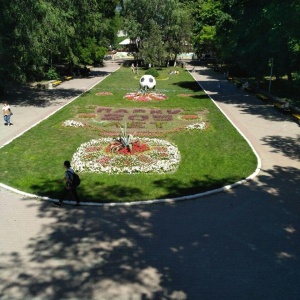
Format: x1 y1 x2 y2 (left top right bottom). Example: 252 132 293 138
273 102 283 109
52 80 62 87
256 93 269 102
65 76 73 81
273 102 291 113
292 113 300 125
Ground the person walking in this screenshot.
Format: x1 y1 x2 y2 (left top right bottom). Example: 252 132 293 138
135 62 139 74
54 160 80 207
217 82 222 94
2 101 13 126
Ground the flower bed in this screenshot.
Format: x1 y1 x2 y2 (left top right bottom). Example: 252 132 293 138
179 114 200 120
185 122 207 130
124 92 168 102
62 120 84 127
72 137 181 174
78 113 97 119
97 91 113 96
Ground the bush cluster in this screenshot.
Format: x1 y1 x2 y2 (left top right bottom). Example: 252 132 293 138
145 68 159 78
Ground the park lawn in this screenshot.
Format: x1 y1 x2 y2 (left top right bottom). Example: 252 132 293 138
0 65 257 202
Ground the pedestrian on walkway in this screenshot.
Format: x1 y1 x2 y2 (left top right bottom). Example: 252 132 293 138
2 101 13 126
218 82 222 94
54 160 80 207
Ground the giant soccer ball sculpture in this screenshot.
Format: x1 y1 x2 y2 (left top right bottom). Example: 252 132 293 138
139 75 156 91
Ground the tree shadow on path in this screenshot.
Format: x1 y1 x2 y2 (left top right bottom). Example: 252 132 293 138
0 164 300 299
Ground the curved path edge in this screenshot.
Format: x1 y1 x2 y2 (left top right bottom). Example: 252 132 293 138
0 65 261 206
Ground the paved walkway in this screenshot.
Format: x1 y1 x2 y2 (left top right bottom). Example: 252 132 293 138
0 62 299 300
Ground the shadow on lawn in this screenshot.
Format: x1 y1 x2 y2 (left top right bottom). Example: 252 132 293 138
173 81 203 92
30 174 244 203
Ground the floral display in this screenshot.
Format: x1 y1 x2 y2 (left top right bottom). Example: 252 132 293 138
97 91 113 96
72 137 181 174
62 120 84 127
179 114 200 120
78 113 97 119
124 92 168 102
185 122 206 130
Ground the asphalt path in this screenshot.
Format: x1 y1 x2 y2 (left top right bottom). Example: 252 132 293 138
0 61 299 300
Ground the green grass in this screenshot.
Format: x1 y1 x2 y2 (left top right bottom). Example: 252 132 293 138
0 66 257 202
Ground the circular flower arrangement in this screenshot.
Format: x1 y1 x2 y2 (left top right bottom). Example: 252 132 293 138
124 92 168 102
72 137 181 174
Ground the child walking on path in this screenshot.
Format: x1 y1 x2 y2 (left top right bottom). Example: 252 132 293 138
2 102 13 126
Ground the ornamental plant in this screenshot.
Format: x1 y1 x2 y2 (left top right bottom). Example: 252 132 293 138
145 68 159 78
109 123 136 153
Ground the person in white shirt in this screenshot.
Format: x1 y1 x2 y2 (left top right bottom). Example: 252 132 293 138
2 101 12 126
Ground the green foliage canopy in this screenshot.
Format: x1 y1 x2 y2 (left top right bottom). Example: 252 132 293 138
0 0 120 82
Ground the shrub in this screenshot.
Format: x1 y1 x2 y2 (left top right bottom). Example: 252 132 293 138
47 67 59 80
145 68 159 78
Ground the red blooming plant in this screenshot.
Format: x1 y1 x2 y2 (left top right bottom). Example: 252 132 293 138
108 123 150 155
180 115 199 120
107 140 150 155
123 92 168 102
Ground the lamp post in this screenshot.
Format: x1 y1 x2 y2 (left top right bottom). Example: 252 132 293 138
268 58 273 93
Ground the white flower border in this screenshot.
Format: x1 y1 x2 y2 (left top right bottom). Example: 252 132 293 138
72 137 181 174
62 120 85 127
185 122 206 130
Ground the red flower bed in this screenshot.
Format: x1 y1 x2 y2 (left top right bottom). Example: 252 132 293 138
124 92 168 102
86 146 102 152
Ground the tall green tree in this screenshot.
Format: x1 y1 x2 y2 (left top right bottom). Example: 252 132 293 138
0 0 119 83
192 0 226 58
120 0 193 64
216 0 300 80
139 21 166 66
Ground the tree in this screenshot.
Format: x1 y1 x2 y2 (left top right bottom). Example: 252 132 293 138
140 22 167 66
191 0 226 58
120 0 193 65
215 0 300 80
0 0 120 83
